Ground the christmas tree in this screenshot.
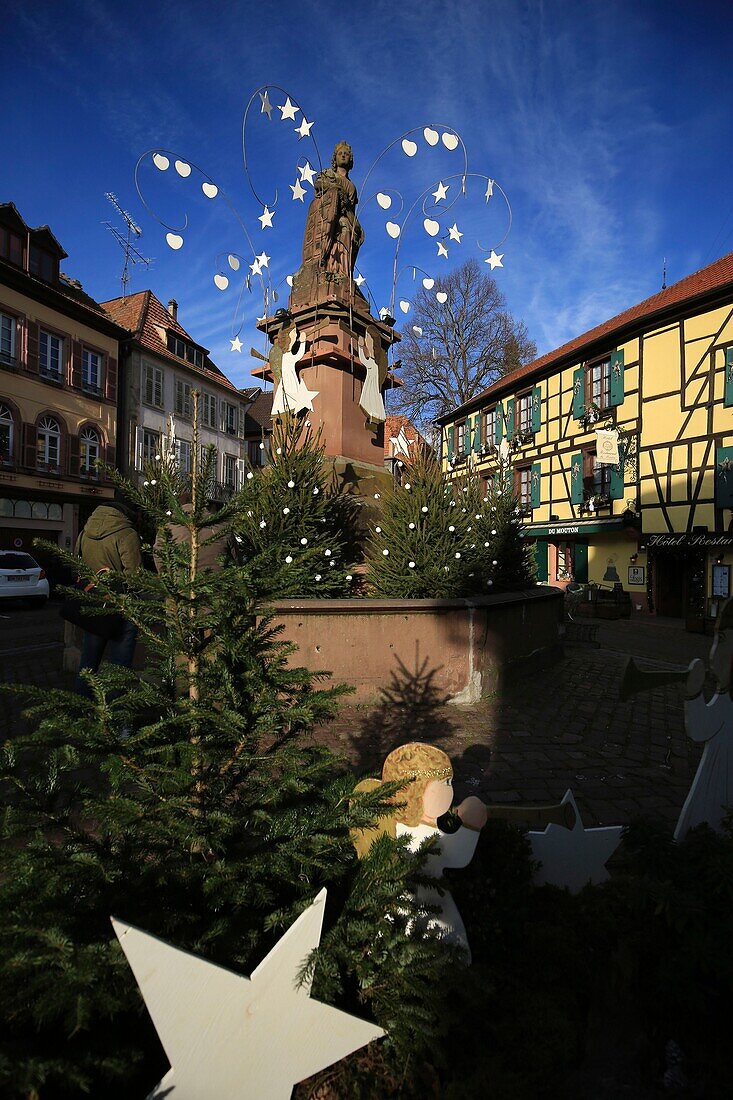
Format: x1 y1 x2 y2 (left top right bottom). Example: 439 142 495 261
233 416 360 599
0 394 451 1098
481 458 538 591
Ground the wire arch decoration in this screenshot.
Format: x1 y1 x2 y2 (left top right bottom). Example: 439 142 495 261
241 85 324 212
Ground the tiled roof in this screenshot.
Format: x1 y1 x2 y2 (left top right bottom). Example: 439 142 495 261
243 389 273 434
101 290 239 393
440 249 733 421
384 414 429 456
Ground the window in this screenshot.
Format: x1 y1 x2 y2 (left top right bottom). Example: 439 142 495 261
143 362 164 408
175 438 191 473
37 415 60 468
82 348 101 392
248 440 263 465
0 404 14 463
29 245 55 282
225 403 237 435
556 543 573 581
0 226 23 266
587 357 612 411
79 426 100 476
0 311 17 364
584 448 611 499
39 330 64 380
482 408 496 449
175 379 192 419
516 465 532 508
185 344 204 369
201 392 217 428
142 429 160 465
516 392 533 433
455 420 466 458
167 333 204 369
223 453 236 489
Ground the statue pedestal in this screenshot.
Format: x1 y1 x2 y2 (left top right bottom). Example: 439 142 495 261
254 293 399 482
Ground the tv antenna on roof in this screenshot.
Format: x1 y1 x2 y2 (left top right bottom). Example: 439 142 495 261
103 192 152 297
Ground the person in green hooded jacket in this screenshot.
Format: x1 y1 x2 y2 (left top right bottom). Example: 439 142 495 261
74 497 142 696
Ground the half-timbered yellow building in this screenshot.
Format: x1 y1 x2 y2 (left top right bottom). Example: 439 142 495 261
438 253 733 626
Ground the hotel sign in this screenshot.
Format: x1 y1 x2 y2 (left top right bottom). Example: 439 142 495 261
646 533 733 549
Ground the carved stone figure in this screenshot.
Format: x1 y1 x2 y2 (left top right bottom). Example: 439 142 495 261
299 142 364 281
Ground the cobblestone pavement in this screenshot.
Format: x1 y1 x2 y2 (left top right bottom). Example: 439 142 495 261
0 603 714 830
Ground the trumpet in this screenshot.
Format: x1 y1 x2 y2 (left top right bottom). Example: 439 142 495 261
619 656 689 700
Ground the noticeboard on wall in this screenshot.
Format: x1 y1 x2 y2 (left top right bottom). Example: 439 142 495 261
712 564 730 599
628 566 646 586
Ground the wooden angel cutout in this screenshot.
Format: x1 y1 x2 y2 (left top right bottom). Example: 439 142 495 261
271 324 318 417
357 326 387 429
352 743 575 962
675 597 733 840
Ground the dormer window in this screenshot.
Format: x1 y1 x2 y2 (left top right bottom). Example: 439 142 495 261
29 244 55 282
167 332 204 369
0 225 23 267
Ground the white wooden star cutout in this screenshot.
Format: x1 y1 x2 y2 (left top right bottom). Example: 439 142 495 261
485 249 503 270
259 90 273 119
432 180 449 203
278 97 298 121
448 223 463 243
528 789 622 894
230 336 243 353
485 179 494 201
299 161 316 185
112 891 383 1099
290 179 306 202
437 242 449 258
258 205 274 229
296 117 314 139
256 251 270 269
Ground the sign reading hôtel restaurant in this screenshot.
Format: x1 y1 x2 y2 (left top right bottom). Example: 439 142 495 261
646 534 733 549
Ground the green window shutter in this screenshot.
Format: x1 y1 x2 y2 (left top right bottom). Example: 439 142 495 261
505 397 515 437
570 453 584 504
724 348 733 408
495 402 504 443
573 542 588 583
572 367 585 419
609 350 625 407
610 443 626 500
531 462 541 509
534 539 548 582
447 426 454 462
473 414 482 452
716 446 733 508
461 420 469 457
531 386 542 433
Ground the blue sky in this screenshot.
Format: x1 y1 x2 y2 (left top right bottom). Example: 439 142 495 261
3 0 732 390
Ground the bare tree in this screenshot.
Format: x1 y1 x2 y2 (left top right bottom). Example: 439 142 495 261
388 259 536 432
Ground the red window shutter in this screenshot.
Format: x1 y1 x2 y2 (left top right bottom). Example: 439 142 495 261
26 321 39 373
105 356 118 403
68 433 80 477
71 340 82 388
22 423 38 469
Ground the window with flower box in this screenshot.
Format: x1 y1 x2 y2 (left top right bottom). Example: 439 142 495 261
482 408 496 449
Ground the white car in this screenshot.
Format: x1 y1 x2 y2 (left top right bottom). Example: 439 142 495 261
0 550 50 604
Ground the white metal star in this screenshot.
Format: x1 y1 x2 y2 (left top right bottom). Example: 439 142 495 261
258 205 275 230
529 790 623 894
112 891 384 1100
299 161 316 185
432 180 449 203
256 251 270 269
296 117 314 139
290 179 306 202
355 273 365 286
278 97 298 121
448 223 463 243
485 179 494 201
230 336 243 353
259 90 273 119
485 249 504 269
250 259 262 277
437 242 449 258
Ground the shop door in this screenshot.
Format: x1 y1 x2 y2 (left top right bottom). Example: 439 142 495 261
654 551 685 617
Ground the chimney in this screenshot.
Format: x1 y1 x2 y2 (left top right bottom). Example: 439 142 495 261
167 299 178 321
